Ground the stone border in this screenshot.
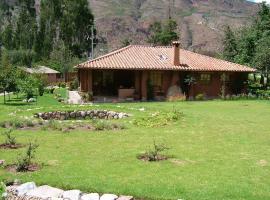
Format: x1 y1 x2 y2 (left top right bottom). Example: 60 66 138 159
34 110 129 120
5 182 134 200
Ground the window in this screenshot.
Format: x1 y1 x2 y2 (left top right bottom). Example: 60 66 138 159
150 72 163 87
200 74 211 84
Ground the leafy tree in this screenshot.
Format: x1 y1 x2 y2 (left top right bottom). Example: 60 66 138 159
253 36 270 86
148 19 179 46
17 73 39 100
0 50 17 103
50 40 73 82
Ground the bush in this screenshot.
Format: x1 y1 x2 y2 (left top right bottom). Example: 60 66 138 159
0 121 7 128
58 82 66 88
70 78 79 90
138 141 170 162
195 93 205 101
0 182 6 200
133 109 183 127
38 83 45 96
2 129 16 146
9 119 24 129
16 142 39 172
25 120 35 127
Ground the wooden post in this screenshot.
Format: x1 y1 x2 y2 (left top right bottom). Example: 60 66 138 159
141 71 148 101
88 70 93 93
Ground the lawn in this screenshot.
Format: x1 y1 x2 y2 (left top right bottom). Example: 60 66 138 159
0 93 270 200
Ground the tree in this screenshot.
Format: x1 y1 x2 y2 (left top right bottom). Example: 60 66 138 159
17 72 39 100
253 36 270 86
50 40 73 82
0 50 17 103
222 26 237 62
148 19 179 46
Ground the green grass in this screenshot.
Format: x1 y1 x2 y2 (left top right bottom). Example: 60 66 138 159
0 94 270 200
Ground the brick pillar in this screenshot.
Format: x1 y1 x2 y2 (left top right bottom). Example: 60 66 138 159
88 70 93 93
141 71 148 101
171 71 180 86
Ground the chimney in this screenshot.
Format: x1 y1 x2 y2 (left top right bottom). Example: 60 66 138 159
172 41 180 66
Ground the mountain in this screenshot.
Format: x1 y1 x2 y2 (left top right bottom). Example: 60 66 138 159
89 0 259 55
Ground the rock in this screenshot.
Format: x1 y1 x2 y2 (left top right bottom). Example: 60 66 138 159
117 196 133 200
166 85 183 98
81 193 100 200
16 182 37 196
100 194 118 200
62 190 81 200
0 160 5 166
26 185 63 199
118 113 125 119
80 111 86 118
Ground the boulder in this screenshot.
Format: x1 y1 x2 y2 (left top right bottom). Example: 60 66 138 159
81 193 100 200
100 194 118 200
16 182 37 196
166 85 183 98
26 185 63 199
62 190 81 200
117 196 133 200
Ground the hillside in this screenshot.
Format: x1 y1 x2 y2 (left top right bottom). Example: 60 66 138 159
89 0 258 55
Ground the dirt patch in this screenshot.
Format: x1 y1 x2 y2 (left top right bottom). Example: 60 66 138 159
0 143 24 149
137 154 168 162
257 160 268 167
5 163 41 173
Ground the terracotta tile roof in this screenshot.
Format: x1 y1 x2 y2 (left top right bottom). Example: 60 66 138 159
22 66 60 74
76 45 255 72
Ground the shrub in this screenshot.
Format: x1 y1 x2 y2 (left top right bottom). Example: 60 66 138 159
195 93 205 101
58 82 66 88
70 78 79 90
46 120 62 131
93 120 112 131
38 82 45 96
2 129 16 146
0 121 6 128
133 109 183 127
25 120 35 127
16 142 39 172
9 119 24 129
0 182 6 200
138 141 170 162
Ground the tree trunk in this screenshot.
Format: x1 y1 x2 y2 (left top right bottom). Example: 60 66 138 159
253 73 257 82
3 91 6 104
266 73 270 86
260 74 265 88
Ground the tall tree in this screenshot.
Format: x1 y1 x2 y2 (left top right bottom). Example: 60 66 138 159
148 19 179 46
222 26 237 62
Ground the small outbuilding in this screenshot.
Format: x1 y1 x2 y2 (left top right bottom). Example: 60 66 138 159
22 66 61 83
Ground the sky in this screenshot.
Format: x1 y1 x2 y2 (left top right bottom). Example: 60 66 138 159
248 0 270 3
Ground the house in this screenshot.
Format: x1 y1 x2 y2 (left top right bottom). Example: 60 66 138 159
22 66 61 83
76 42 255 101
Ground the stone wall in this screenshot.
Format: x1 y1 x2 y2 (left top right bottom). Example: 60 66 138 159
34 110 129 120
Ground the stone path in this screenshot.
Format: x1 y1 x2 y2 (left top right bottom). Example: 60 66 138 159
68 91 82 104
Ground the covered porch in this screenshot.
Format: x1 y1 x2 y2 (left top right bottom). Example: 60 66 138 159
78 69 248 102
78 69 187 102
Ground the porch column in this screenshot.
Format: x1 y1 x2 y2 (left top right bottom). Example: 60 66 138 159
88 70 93 93
135 71 141 96
141 71 148 101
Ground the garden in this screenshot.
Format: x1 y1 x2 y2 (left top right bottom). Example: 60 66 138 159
0 91 270 200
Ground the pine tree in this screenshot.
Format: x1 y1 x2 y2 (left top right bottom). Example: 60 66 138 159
222 26 237 62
